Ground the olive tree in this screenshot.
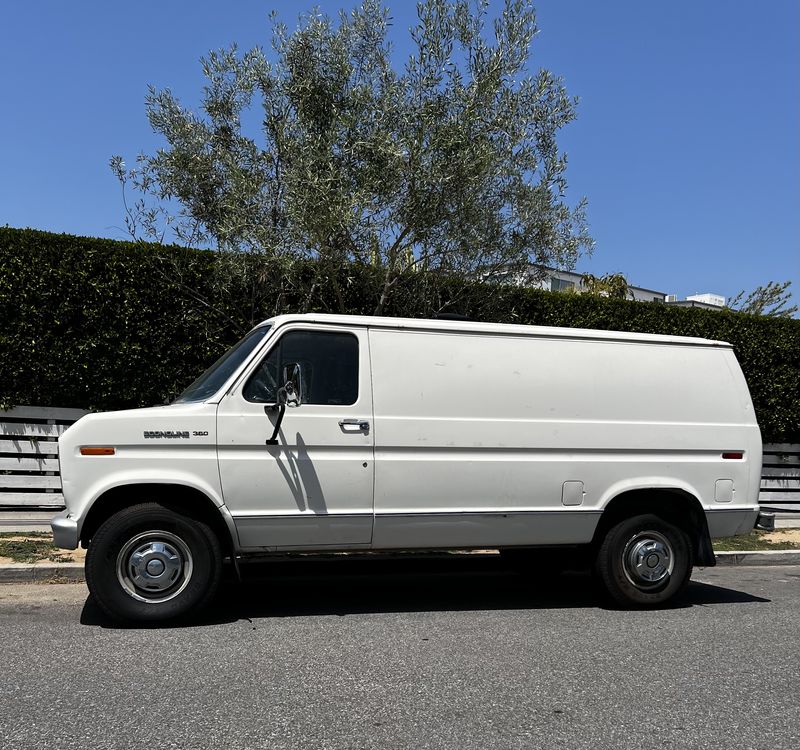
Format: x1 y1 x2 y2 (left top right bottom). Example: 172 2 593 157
113 0 592 315
579 273 632 300
727 281 797 318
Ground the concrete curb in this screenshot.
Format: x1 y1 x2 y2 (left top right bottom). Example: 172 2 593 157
714 550 800 566
0 563 85 583
1 549 800 583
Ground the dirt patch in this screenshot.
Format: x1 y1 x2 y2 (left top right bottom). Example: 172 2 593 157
0 551 85 566
0 535 86 565
763 529 800 545
713 529 800 551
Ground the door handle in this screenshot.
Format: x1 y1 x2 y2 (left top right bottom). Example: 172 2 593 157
339 418 370 430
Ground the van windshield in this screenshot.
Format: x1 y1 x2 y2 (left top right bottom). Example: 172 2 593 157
173 326 272 404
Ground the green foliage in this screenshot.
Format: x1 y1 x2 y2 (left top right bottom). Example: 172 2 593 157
0 228 376 411
579 272 632 300
727 280 797 318
1 227 798 442
112 0 592 314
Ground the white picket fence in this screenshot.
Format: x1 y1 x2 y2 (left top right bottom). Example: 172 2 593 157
1 405 799 511
0 406 89 508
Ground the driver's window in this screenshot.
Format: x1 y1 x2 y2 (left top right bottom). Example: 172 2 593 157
243 330 359 405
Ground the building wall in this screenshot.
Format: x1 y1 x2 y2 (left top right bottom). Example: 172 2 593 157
535 268 667 303
510 266 725 310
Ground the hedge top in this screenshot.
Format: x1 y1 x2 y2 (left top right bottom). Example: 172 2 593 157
1 227 798 441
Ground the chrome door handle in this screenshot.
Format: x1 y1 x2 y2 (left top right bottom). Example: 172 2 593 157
339 418 370 430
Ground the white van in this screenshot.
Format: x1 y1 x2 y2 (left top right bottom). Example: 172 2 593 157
53 314 763 621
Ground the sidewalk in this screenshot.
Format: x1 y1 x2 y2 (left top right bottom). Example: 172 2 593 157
0 511 55 533
774 513 800 529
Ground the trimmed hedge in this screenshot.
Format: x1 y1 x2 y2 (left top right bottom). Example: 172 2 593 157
1 227 798 441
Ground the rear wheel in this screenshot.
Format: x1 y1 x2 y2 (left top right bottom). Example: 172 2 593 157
595 514 692 608
86 502 222 623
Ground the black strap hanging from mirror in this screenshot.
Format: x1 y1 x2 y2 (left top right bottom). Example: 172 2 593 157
265 378 299 446
265 403 286 445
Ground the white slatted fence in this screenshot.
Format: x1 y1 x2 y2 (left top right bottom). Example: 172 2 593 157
759 443 800 513
0 406 88 508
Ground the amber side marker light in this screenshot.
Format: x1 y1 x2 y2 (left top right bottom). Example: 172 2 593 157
722 452 744 460
80 447 115 456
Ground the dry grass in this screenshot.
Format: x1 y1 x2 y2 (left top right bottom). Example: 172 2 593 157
712 529 800 552
0 532 85 565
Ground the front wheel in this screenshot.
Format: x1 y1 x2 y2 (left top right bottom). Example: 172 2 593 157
595 514 692 608
86 502 222 623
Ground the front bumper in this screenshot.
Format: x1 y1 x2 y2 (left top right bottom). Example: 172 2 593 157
51 511 79 550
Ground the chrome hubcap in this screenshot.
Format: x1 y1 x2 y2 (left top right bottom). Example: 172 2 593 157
623 531 674 590
117 531 193 603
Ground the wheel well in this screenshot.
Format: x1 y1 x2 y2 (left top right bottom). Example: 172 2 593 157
592 488 715 566
80 484 235 556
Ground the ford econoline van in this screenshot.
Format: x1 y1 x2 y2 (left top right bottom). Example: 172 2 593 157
52 314 763 621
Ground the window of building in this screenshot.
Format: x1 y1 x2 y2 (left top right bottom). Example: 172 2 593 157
550 278 575 292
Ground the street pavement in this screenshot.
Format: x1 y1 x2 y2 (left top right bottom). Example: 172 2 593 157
1 558 798 750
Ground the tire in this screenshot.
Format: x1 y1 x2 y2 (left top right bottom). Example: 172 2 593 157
595 514 692 608
85 502 222 623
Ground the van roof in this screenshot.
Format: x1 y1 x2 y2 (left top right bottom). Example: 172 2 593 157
260 313 731 349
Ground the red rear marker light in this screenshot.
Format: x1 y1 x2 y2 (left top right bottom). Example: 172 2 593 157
722 452 744 460
80 447 115 456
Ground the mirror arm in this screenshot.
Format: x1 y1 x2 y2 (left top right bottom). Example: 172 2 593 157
265 403 286 446
264 374 300 446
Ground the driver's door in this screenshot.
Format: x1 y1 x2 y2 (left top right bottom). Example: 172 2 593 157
217 325 374 549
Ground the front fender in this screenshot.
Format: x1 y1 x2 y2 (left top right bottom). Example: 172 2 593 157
83 469 226 510
66 471 240 553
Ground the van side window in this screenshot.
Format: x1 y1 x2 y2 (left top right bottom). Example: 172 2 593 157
243 331 359 405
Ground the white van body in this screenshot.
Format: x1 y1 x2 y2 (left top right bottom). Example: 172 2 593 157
53 314 763 618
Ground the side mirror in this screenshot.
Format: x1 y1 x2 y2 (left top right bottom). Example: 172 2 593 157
277 363 303 408
265 362 304 445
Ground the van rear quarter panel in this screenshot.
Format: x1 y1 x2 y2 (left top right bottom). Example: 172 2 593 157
368 328 759 547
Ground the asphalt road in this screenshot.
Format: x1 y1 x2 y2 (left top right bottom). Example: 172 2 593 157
1 558 799 750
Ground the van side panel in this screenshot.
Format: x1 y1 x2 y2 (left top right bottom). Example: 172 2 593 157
368 328 759 549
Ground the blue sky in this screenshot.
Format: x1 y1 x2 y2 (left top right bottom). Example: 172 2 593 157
1 1 797 303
